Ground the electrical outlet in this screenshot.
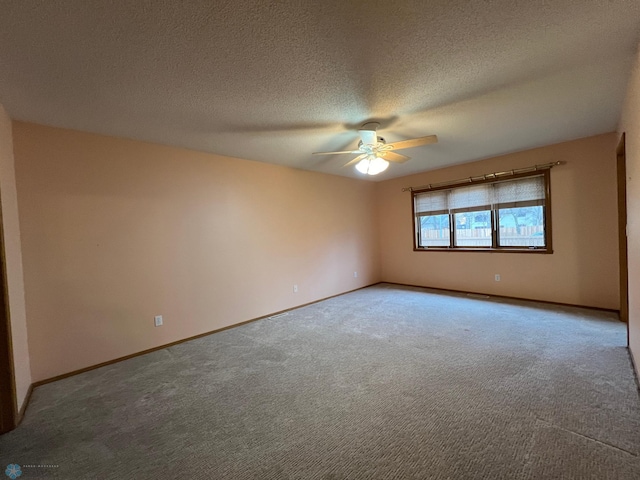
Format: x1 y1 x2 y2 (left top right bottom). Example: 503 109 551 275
154 315 163 327
495 274 501 282
354 271 358 278
293 284 298 293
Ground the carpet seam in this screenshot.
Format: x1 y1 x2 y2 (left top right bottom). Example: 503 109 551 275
535 417 638 457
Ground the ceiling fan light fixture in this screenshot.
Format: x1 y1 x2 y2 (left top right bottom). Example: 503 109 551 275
313 124 437 175
355 155 389 175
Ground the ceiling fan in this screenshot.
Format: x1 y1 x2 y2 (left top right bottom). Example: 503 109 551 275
312 122 438 175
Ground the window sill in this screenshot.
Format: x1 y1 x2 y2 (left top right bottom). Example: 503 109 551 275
414 247 552 254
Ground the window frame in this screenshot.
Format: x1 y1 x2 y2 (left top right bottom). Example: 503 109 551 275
417 211 451 247
451 206 494 249
412 169 552 254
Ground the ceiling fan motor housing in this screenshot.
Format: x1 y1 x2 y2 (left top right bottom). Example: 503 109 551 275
357 136 386 148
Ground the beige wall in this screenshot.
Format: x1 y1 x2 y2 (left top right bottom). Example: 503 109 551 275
0 105 31 411
13 122 381 382
619 44 640 370
376 133 620 310
7 121 626 384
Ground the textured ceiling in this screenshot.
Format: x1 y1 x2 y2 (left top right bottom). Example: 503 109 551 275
1 1 639 180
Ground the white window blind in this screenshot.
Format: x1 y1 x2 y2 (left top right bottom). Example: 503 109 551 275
415 190 448 214
415 174 545 214
448 184 492 211
493 175 545 206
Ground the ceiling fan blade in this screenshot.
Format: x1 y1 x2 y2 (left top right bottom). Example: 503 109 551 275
343 154 367 167
385 135 438 150
312 150 361 155
381 151 410 163
358 129 378 146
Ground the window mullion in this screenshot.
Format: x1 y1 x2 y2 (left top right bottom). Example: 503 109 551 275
449 213 454 248
492 209 498 248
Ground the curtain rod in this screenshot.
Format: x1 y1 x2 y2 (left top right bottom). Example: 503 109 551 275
401 161 563 192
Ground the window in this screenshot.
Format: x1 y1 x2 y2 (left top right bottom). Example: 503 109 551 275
412 170 551 252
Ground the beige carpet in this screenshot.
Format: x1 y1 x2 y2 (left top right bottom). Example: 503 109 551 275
1 283 639 479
